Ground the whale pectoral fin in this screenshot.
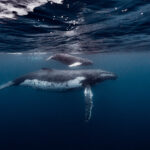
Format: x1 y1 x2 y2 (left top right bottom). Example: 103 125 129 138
84 85 93 122
69 62 82 67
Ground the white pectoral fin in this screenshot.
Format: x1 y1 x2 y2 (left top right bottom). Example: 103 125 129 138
84 85 93 122
69 62 82 67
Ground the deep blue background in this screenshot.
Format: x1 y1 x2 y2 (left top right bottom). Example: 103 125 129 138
0 52 150 149
0 0 150 149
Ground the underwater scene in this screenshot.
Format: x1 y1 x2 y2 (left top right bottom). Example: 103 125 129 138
0 0 150 150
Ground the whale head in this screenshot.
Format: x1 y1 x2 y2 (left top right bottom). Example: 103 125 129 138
82 70 117 86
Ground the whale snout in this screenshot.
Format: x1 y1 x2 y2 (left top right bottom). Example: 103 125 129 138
110 73 118 80
100 72 118 80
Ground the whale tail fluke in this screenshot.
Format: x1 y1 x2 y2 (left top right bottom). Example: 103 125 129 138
0 81 14 90
84 85 93 122
46 56 53 61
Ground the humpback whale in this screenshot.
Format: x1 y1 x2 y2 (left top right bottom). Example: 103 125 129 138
46 53 93 67
0 68 117 121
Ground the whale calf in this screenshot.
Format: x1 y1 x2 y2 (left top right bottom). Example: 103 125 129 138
46 53 93 67
0 68 117 121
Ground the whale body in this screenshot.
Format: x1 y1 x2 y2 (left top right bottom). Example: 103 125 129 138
3 68 117 89
46 53 93 67
0 68 117 121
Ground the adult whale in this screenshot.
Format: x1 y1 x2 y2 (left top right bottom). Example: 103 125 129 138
46 53 93 67
0 68 117 121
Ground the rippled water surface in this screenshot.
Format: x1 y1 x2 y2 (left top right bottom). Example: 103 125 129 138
0 0 150 53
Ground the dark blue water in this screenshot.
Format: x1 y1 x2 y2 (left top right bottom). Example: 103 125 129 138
0 52 150 150
0 0 150 150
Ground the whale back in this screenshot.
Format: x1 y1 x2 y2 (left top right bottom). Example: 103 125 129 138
13 68 53 85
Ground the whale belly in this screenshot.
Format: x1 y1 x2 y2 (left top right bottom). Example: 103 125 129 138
21 77 85 90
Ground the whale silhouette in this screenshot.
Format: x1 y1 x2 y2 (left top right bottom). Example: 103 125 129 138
0 68 117 121
46 53 93 67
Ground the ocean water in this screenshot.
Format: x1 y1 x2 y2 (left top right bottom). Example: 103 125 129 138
0 52 150 150
0 0 150 150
